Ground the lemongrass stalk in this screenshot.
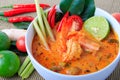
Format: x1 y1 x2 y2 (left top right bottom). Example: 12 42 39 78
40 7 55 41
34 0 46 38
33 19 49 49
44 10 48 17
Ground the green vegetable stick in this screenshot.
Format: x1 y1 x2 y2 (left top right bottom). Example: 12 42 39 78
34 0 46 38
40 7 55 41
21 62 34 80
18 56 30 75
44 10 48 17
33 19 49 49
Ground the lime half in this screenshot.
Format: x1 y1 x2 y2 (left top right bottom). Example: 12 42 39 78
83 16 110 41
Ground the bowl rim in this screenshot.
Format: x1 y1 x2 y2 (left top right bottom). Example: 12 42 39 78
25 7 120 78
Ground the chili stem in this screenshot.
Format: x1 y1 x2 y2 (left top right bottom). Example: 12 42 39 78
0 17 8 22
1 5 13 8
0 12 4 16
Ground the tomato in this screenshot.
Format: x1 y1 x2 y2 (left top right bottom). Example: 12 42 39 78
0 50 20 77
67 15 83 31
112 13 120 23
16 36 26 52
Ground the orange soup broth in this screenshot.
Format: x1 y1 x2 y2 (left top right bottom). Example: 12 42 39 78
32 28 119 75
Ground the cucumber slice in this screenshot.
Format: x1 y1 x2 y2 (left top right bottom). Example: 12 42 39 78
83 16 110 41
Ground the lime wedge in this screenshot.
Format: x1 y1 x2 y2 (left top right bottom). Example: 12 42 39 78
83 16 110 41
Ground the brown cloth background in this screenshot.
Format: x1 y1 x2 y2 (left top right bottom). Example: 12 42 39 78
0 0 120 80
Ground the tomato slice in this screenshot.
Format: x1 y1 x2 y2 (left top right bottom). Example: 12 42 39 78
16 36 26 52
66 15 83 31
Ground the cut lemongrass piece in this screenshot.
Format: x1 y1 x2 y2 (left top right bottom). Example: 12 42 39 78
34 0 46 38
18 56 30 75
33 19 49 50
40 7 55 41
21 62 34 80
18 56 34 80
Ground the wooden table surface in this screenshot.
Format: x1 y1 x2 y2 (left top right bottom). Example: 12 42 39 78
0 0 120 80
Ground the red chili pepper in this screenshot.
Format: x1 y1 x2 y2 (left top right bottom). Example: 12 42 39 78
2 3 50 9
0 16 34 23
0 8 36 17
57 12 69 32
47 5 56 28
50 9 56 28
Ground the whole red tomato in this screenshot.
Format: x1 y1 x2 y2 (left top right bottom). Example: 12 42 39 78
16 36 26 52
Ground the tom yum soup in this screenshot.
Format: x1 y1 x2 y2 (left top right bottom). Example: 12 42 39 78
32 15 119 75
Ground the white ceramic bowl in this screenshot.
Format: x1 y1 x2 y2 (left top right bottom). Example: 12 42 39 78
25 8 120 80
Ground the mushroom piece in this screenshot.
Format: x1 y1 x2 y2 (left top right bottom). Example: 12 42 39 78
66 67 81 75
